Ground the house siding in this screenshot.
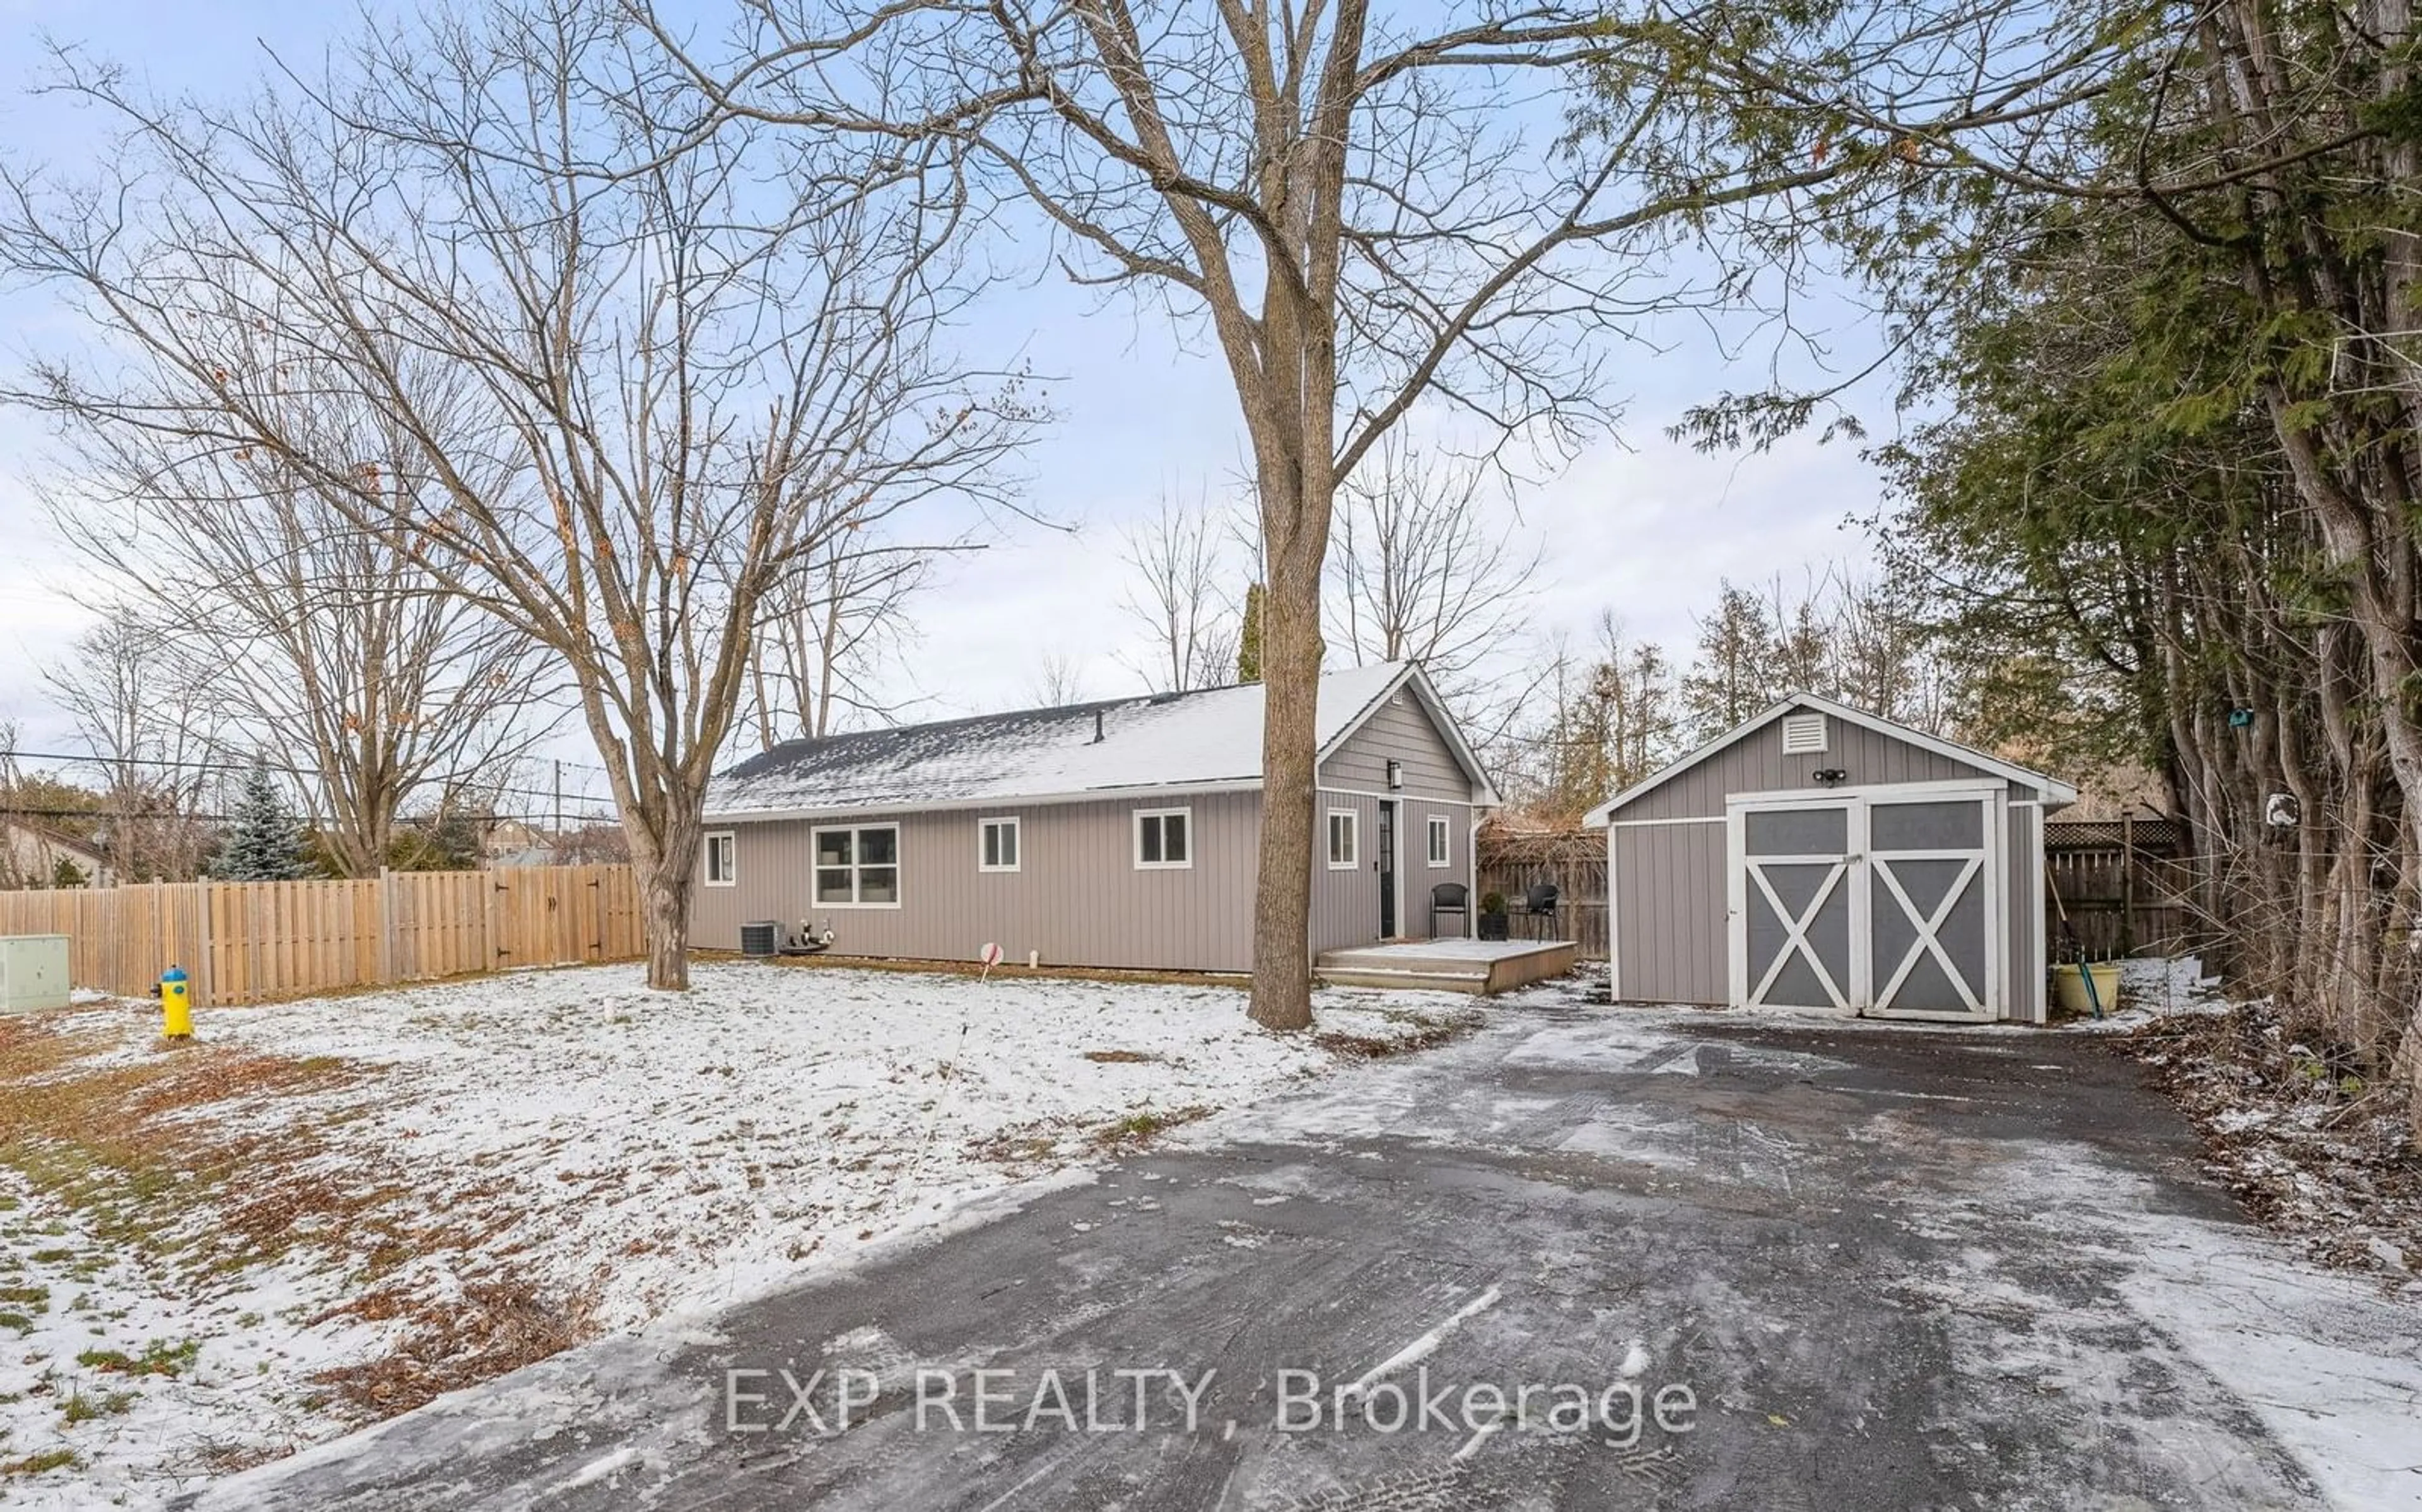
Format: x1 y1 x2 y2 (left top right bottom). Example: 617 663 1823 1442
1306 791 1475 953
1319 688 1475 801
1614 716 1992 823
691 791 1264 972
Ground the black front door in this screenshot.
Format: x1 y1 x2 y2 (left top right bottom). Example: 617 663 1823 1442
1378 801 1397 938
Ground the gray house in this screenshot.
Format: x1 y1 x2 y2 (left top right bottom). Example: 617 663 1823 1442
1584 693 2077 1023
693 661 1498 972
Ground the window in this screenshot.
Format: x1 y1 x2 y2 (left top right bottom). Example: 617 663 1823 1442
704 832 737 887
1134 808 1191 869
1426 815 1451 868
979 817 1021 873
814 825 900 906
1327 808 1359 869
1781 712 1828 755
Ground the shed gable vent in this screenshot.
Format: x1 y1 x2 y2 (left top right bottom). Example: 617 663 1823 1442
1781 712 1828 755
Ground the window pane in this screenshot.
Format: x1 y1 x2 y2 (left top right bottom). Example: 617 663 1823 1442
859 866 898 904
982 824 1000 868
1140 816 1162 863
999 823 1017 867
815 868 854 904
715 837 735 880
1429 820 1448 863
1164 814 1188 863
816 831 853 867
860 828 898 865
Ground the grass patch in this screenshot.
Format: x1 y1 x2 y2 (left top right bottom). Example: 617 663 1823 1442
60 1387 137 1423
0 1015 399 1277
0 1312 33 1334
310 1280 597 1421
1092 1105 1213 1146
0 1284 48 1311
0 1448 79 1476
1313 1012 1478 1060
1080 1049 1164 1065
77 1338 199 1378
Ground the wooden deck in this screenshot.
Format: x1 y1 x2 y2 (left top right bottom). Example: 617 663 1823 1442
1314 938 1579 996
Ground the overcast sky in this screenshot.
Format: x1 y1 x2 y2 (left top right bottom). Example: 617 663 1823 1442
0 3 1899 812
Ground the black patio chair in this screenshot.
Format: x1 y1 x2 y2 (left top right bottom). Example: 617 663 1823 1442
1430 881 1470 938
1522 881 1559 939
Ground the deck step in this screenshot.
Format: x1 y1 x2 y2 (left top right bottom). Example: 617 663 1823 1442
1315 967 1492 994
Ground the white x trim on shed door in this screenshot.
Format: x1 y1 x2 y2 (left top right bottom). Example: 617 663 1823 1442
1729 799 1860 1013
1863 790 2001 1021
1727 782 2003 1022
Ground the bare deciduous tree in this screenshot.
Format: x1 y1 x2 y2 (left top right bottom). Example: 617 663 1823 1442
1026 650 1089 708
1330 436 1539 685
740 526 939 748
0 2 1039 986
42 612 219 881
1118 494 1239 694
44 400 554 877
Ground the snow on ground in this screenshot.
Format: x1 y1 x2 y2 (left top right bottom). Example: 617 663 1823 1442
0 962 1479 1509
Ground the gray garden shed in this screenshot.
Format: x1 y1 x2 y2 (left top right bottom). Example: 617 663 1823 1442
1582 694 2077 1023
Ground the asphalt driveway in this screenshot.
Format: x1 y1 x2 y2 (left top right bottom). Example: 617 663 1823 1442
194 986 2422 1511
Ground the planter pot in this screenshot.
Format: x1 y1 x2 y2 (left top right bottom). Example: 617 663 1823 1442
1477 913 1509 942
2051 961 2123 1018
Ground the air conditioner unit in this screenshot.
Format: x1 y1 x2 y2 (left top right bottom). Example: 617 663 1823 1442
0 935 71 1014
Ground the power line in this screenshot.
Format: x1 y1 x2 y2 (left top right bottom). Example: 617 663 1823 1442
0 746 614 811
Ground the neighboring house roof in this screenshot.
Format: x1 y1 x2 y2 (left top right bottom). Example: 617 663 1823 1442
707 661 1497 821
1581 690 2080 827
0 820 109 883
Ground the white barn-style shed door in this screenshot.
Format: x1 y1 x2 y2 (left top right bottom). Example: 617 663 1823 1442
1728 783 2002 1022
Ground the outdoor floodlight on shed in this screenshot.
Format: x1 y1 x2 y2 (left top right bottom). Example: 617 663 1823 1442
1386 759 1403 790
1812 768 1848 787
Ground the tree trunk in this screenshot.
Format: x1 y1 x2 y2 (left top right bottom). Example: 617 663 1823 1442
1248 531 1325 1032
638 851 694 991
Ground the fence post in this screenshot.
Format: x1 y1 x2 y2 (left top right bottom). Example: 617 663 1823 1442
376 868 395 989
483 868 500 972
2120 811 2136 957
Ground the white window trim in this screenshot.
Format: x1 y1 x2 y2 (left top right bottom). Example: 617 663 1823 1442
810 823 904 909
1133 807 1193 870
703 830 737 887
1425 815 1451 868
978 815 1021 874
1327 808 1359 870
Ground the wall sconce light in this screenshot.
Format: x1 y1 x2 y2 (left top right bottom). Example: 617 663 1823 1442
1813 768 1848 788
1385 759 1403 791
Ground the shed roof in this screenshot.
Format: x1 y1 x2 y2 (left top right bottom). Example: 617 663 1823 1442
706 661 1495 821
1581 691 2079 827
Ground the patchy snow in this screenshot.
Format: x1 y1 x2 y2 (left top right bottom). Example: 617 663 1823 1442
0 961 1478 1508
1902 1136 2422 1512
706 659 1416 817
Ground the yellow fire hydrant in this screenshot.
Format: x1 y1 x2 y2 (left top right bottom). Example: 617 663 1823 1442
160 965 192 1040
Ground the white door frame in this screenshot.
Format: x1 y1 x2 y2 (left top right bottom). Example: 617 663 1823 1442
1726 782 2003 1023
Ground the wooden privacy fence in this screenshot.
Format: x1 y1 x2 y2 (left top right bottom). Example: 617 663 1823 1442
2044 815 2194 962
1475 829 1610 960
0 864 642 1006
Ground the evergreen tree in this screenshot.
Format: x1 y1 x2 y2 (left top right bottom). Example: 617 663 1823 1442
1236 581 1265 683
1679 583 1777 741
213 761 308 881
